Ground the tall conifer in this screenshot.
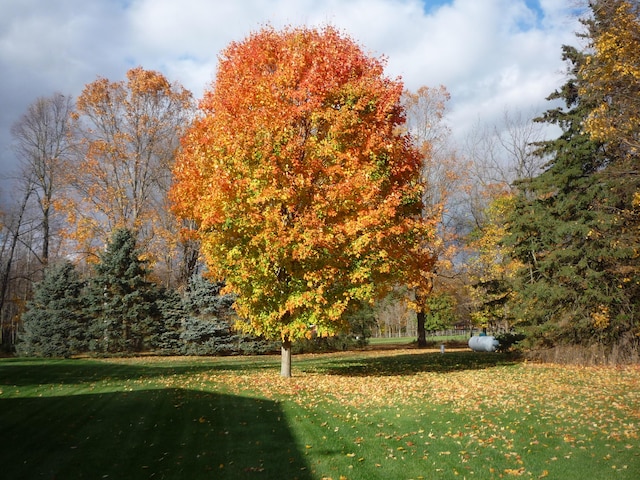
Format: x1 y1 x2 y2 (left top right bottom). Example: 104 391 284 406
507 41 639 354
88 228 162 353
18 262 87 357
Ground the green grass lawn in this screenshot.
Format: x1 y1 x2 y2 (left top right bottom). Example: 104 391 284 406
369 336 415 346
369 335 468 346
1 350 638 479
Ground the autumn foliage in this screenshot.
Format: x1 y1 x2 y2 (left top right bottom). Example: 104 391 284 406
59 67 194 263
171 26 436 350
580 0 640 152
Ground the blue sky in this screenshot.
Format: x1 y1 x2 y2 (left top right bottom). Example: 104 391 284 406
420 0 453 13
0 0 583 197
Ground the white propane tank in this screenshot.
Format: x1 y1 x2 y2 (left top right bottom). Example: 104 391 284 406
468 335 499 352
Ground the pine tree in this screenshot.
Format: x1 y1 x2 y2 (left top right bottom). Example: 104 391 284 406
182 274 235 319
18 261 87 357
178 274 237 355
506 43 639 354
88 228 162 353
154 287 186 354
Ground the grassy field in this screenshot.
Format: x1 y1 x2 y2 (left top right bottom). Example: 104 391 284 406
1 349 638 479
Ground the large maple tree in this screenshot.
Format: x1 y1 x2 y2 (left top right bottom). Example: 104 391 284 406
171 26 437 376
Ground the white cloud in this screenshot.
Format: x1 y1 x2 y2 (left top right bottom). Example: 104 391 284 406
0 0 582 191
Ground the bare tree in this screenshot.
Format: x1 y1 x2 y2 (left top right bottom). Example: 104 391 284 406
463 108 548 228
0 176 35 349
11 93 73 265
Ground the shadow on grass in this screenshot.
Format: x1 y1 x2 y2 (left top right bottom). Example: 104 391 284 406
0 357 278 387
310 350 521 377
0 388 311 480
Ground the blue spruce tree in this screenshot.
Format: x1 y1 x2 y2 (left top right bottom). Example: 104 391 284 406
88 228 162 353
18 261 88 357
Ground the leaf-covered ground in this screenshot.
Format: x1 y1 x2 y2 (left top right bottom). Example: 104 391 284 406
1 349 638 479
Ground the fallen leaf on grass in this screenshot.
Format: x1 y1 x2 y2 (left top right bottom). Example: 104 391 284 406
504 467 526 476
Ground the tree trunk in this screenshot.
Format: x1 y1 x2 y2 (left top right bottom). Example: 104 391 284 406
0 185 33 350
280 337 292 377
416 310 427 348
415 289 427 348
41 205 50 265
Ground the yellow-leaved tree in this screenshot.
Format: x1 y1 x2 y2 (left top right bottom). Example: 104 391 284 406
580 0 640 153
466 193 523 332
60 67 194 284
402 85 463 346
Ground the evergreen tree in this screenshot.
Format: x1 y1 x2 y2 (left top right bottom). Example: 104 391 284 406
182 274 235 318
18 261 87 357
180 274 278 355
88 228 162 353
345 300 378 347
294 300 378 353
155 287 186 354
179 274 238 355
506 42 639 354
423 293 457 333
